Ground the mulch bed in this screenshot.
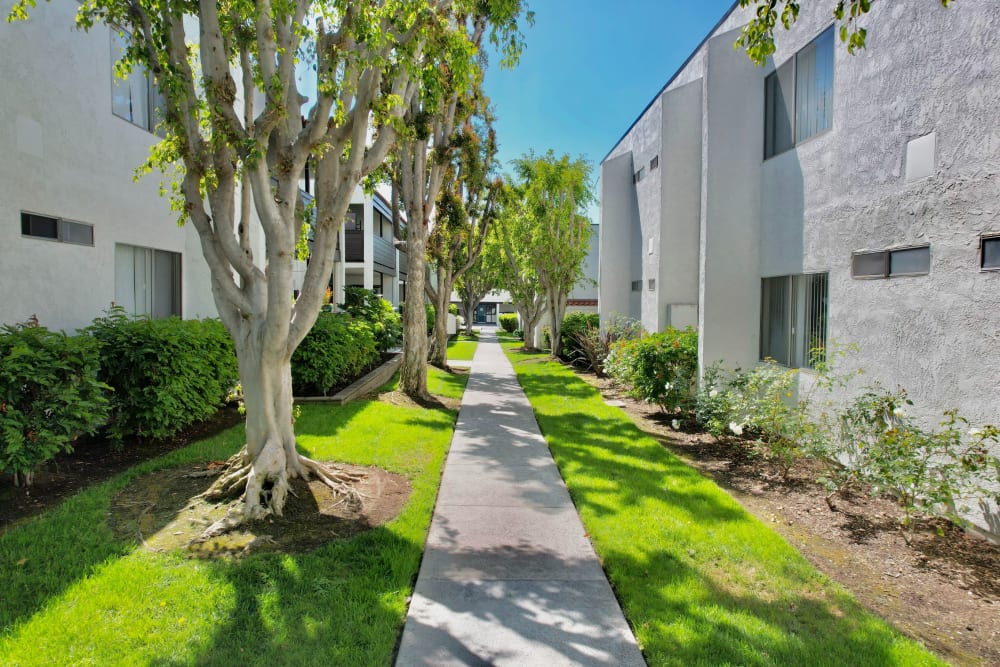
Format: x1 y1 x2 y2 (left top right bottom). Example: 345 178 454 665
580 370 1000 667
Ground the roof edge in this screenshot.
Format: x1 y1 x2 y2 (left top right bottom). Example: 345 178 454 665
600 1 741 166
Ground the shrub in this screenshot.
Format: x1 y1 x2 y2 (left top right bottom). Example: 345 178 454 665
292 312 380 395
0 319 110 484
85 307 238 443
558 312 599 362
606 327 698 412
498 313 519 333
340 287 402 352
570 316 642 376
448 304 459 316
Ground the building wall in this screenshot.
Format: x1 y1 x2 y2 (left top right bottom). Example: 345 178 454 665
0 5 218 331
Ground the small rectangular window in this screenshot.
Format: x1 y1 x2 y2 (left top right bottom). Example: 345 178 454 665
62 220 94 246
852 251 888 279
630 280 641 292
889 246 930 276
981 236 1000 270
648 278 656 291
635 167 646 183
21 212 59 239
650 156 659 171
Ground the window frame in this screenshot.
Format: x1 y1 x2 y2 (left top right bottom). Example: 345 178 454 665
110 26 165 135
20 211 95 247
980 234 1000 272
759 272 829 369
851 245 931 279
763 26 835 161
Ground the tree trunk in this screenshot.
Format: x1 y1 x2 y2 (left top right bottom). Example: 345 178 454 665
401 231 430 400
429 267 452 368
463 295 481 335
547 291 568 358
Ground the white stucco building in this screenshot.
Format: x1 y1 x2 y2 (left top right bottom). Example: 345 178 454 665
0 4 227 332
600 3 1000 528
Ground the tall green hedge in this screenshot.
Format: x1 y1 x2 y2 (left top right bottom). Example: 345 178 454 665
291 312 380 396
0 320 110 482
498 313 519 333
85 308 238 443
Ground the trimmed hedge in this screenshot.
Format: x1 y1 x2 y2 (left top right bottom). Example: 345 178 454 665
291 312 380 395
0 320 110 482
498 313 519 333
85 308 238 443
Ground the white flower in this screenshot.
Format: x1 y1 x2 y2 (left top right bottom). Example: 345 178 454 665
892 407 906 419
729 422 744 436
664 382 673 391
671 419 681 430
709 389 719 398
969 428 983 438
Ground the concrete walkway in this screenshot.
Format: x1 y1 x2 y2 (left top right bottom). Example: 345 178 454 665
395 330 645 667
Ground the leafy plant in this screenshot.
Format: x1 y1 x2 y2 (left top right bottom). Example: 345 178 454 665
498 313 519 333
0 318 110 484
291 312 380 396
570 316 641 377
558 312 599 362
605 327 698 413
85 307 238 443
340 287 402 352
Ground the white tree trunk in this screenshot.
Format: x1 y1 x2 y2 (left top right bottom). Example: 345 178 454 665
429 265 453 368
547 291 569 358
401 229 430 399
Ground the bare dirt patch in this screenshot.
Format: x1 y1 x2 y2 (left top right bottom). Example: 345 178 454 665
582 371 1000 667
108 462 410 557
0 406 243 529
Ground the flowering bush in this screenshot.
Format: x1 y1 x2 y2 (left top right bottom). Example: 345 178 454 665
605 327 698 412
569 316 641 377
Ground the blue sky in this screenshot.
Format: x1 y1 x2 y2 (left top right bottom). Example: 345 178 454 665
484 0 736 221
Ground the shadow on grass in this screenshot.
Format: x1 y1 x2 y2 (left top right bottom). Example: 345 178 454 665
508 354 944 666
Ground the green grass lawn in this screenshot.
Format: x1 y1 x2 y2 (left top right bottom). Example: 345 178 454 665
502 344 945 667
445 338 478 361
0 366 467 666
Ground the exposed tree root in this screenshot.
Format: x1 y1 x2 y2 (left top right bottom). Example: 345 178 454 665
196 448 366 541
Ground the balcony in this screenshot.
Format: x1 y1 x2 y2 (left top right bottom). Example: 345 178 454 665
344 230 397 275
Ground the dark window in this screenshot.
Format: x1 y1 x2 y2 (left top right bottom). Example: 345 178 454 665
982 236 1000 270
889 246 930 276
21 212 94 246
21 212 58 239
650 156 659 171
852 251 887 279
634 167 646 183
647 278 656 291
760 273 828 368
764 27 834 159
630 280 641 292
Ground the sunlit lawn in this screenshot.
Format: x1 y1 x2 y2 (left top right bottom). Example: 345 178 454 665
502 343 944 667
0 366 467 666
445 337 478 361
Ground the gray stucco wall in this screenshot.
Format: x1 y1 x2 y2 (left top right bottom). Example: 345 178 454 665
598 154 637 323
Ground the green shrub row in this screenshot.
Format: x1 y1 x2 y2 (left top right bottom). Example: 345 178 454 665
85 307 238 444
340 287 402 352
498 313 519 333
291 312 380 396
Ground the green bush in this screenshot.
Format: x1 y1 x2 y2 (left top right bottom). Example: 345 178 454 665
448 304 458 316
569 316 642 376
85 308 238 443
292 312 380 395
558 312 599 361
0 319 110 483
606 327 698 413
498 313 519 333
340 287 402 352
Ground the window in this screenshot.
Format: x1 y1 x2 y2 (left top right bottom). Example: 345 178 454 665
982 236 1000 271
851 246 930 278
650 156 659 171
630 280 642 292
115 244 181 319
110 29 165 133
345 205 363 231
648 278 656 291
21 212 94 246
634 167 646 183
760 273 828 368
764 27 834 159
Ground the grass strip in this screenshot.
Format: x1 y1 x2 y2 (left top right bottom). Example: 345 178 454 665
502 343 945 667
445 339 478 361
0 366 467 666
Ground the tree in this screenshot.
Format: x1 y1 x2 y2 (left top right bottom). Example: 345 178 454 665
736 0 953 65
493 190 547 351
396 2 525 399
10 0 525 534
426 113 501 367
512 151 594 358
455 238 499 335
